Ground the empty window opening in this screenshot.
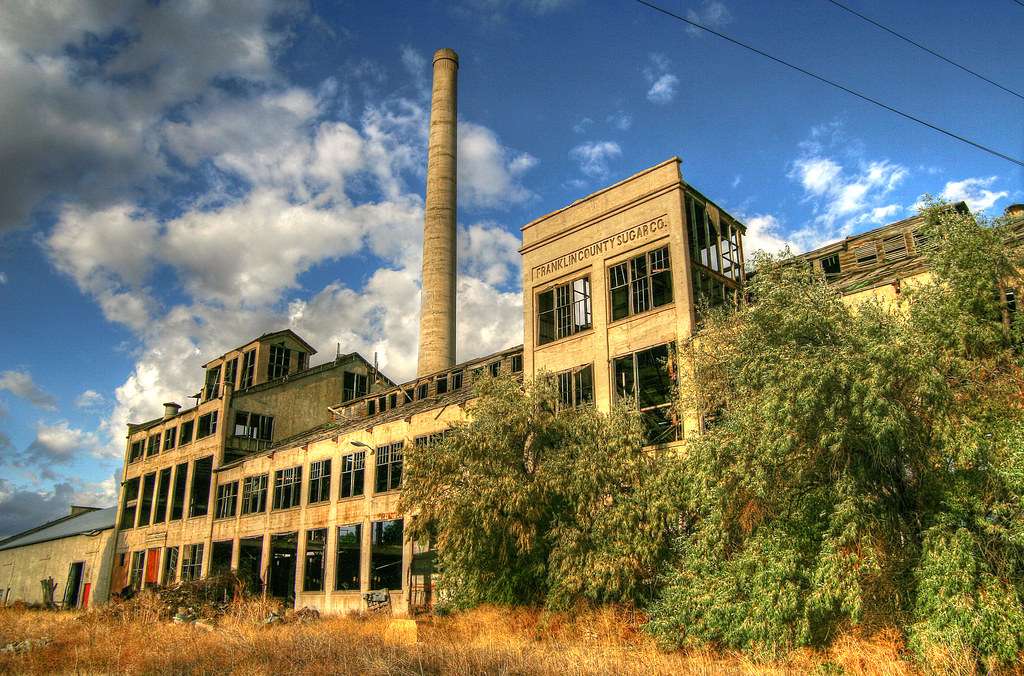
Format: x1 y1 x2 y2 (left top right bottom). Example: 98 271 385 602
146 434 160 458
153 467 171 524
268 345 291 380
242 474 269 514
303 529 327 592
436 375 448 395
178 420 194 445
128 439 144 463
169 462 188 520
188 456 214 518
370 519 404 591
613 343 678 444
340 452 365 499
296 351 308 371
163 427 176 452
488 361 501 377
273 466 302 510
181 543 204 581
129 551 145 590
556 364 594 409
511 354 523 373
538 276 593 345
308 459 331 504
211 540 233 576
820 253 841 277
335 524 362 591
197 411 219 439
343 372 368 402
119 478 140 529
375 442 403 493
269 532 298 600
233 411 273 441
417 382 429 399
137 473 156 527
240 350 256 389
223 357 239 390
609 247 673 322
163 546 179 585
238 536 264 594
215 481 238 519
450 371 463 390
204 365 221 402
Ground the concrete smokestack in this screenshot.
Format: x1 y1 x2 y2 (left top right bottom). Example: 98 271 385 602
416 48 459 377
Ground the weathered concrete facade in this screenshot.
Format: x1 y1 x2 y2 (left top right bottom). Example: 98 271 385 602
0 507 115 608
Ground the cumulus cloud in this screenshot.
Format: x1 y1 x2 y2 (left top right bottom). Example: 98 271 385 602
458 122 538 209
739 213 799 256
0 370 57 411
607 111 633 131
24 421 102 468
460 222 522 287
75 390 106 410
685 0 733 36
936 176 1009 212
0 477 117 538
644 53 679 104
569 141 622 180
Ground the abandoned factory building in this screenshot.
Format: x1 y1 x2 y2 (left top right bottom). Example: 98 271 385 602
68 47 1024 615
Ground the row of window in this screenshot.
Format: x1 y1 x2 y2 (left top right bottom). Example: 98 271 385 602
120 456 213 529
128 411 219 463
365 356 523 417
536 245 674 347
126 520 404 594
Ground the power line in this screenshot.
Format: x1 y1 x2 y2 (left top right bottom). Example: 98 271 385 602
825 0 1024 101
631 0 1024 169
1013 0 1024 9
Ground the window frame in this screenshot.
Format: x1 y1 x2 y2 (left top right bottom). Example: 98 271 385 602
303 528 327 592
335 523 362 591
554 363 594 410
308 459 332 504
536 274 593 346
196 411 218 439
374 442 404 494
215 481 239 520
241 474 269 515
272 466 303 511
339 451 365 499
608 245 673 323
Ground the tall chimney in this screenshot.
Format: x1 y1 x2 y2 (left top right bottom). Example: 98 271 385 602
416 48 459 377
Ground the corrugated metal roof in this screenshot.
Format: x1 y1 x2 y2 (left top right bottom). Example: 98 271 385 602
0 506 116 552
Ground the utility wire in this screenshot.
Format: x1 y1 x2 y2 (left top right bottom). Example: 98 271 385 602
825 0 1024 101
1013 0 1024 9
631 0 1024 169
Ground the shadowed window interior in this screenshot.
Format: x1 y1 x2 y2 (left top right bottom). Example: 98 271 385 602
370 519 403 591
335 524 362 591
303 528 327 592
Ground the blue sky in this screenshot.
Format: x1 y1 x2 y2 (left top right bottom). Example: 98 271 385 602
0 0 1020 535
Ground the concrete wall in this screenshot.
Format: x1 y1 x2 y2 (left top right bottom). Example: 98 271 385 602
0 529 115 608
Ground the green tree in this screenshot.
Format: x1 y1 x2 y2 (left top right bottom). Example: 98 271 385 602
400 373 683 610
648 201 1024 667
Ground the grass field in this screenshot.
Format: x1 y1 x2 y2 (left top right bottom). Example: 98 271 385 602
0 598 934 674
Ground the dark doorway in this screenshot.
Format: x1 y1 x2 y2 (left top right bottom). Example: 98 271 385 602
211 540 234 576
62 562 84 608
269 533 297 600
238 537 263 594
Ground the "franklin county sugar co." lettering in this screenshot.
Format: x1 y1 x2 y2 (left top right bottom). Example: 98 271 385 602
532 216 669 280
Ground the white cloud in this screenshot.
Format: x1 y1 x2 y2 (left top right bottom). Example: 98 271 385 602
460 222 522 287
569 141 622 180
75 390 106 410
607 111 633 131
685 1 733 36
458 122 537 209
643 53 679 104
0 370 57 411
573 117 594 134
937 176 1008 212
739 213 799 255
0 272 7 284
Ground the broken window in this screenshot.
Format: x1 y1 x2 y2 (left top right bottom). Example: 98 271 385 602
268 344 291 380
119 477 140 529
273 466 302 510
146 434 160 458
308 459 331 504
129 551 145 590
609 247 672 322
178 419 194 445
855 242 879 267
296 351 308 371
163 546 179 584
882 233 908 261
181 543 204 581
241 474 268 514
343 372 368 401
170 462 187 520
375 442 403 493
417 382 428 400
233 411 273 441
240 350 256 389
137 473 156 526
555 364 594 409
367 399 376 416
370 519 403 591
128 439 144 463
820 253 842 278
303 529 327 592
335 524 362 591
436 375 448 395
153 467 171 524
188 456 214 518
223 356 238 390
414 431 450 447
163 427 176 451
197 411 218 439
377 395 387 412
913 228 934 253
511 354 523 373
340 452 365 499
403 387 414 403
211 540 233 575
488 361 501 377
215 481 238 519
537 276 592 345
450 371 463 390
613 343 678 444
389 392 398 409
204 365 221 402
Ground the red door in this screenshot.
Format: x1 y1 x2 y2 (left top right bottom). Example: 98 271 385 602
145 548 160 586
82 583 91 609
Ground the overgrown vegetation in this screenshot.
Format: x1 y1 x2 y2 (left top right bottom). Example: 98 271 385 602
404 201 1024 670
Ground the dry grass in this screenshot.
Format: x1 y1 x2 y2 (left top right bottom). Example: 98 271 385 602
0 600 924 675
